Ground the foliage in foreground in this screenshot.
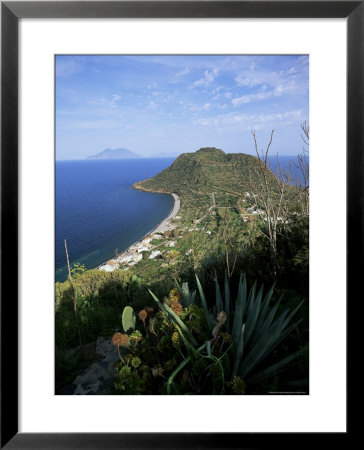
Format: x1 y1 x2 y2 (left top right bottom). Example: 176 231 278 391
111 274 307 395
55 268 177 351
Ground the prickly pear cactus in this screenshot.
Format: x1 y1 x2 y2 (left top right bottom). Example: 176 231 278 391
122 306 136 333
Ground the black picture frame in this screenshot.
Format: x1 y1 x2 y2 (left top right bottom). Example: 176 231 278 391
1 1 359 448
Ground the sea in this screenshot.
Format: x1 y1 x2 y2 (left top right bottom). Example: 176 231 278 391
55 158 174 282
55 155 307 283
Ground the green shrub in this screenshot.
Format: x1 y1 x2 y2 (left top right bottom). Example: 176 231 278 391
111 274 307 395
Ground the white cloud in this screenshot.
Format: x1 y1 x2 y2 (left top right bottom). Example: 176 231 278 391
235 74 261 88
232 83 296 106
234 63 306 92
193 69 219 88
212 86 223 95
146 101 159 110
193 109 303 130
88 94 122 108
232 90 272 106
186 102 212 113
175 67 190 78
56 58 84 77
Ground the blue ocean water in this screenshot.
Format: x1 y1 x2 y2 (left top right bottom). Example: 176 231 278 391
55 159 174 282
269 155 309 186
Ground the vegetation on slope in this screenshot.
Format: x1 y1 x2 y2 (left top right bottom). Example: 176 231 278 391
56 145 309 395
133 146 281 195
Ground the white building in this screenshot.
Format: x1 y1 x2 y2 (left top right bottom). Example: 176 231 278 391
137 245 150 253
99 264 115 272
149 250 162 259
118 253 135 264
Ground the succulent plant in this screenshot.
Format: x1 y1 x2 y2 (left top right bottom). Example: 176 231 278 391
195 273 304 384
122 306 136 333
149 273 304 393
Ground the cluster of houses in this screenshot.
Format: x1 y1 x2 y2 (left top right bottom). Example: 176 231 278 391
97 221 214 273
98 232 179 273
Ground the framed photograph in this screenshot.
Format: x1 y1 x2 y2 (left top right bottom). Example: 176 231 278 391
1 1 358 447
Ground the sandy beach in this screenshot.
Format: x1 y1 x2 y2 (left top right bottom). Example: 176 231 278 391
153 194 180 233
97 193 180 271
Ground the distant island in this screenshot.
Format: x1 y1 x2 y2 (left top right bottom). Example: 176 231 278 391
87 147 141 160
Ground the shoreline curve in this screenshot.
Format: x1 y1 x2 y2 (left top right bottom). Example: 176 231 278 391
96 189 180 271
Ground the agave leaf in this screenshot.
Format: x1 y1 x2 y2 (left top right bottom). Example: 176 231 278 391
215 271 223 315
260 319 303 363
167 343 206 394
164 303 199 347
174 278 194 307
246 347 304 385
148 289 168 314
206 340 212 357
240 315 303 378
243 285 263 347
175 326 199 359
231 274 246 345
224 271 230 331
174 277 185 305
174 277 183 295
252 294 284 344
239 312 291 378
232 324 245 377
260 300 304 359
176 326 192 353
195 274 213 332
242 274 247 315
255 283 276 329
167 358 190 394
280 300 305 331
149 289 198 346
184 283 196 306
245 280 257 322
270 308 291 331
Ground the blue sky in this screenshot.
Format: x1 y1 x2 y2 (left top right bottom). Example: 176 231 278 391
56 55 308 160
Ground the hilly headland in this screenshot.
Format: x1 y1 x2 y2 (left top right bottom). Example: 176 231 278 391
55 147 309 396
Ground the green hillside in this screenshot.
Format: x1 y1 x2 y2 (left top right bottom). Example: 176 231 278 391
132 147 297 222
133 147 275 196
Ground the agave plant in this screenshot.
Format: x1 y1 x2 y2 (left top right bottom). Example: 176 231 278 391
149 273 304 393
229 275 303 383
196 273 304 385
148 284 229 394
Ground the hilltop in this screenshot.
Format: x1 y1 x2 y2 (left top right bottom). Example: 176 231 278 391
87 147 141 160
133 147 275 195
